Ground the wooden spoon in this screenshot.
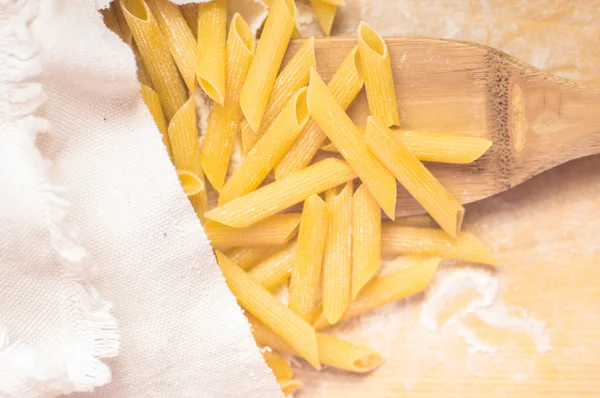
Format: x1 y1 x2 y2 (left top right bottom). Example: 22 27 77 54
284 38 600 217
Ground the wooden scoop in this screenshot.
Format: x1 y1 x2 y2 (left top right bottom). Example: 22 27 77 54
285 38 600 217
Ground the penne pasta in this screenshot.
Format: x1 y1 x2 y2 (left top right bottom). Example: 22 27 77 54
322 181 353 324
381 225 498 265
205 158 357 228
314 257 441 329
201 14 255 191
278 379 301 396
275 45 363 180
179 3 198 35
167 96 208 220
133 43 153 87
248 242 296 291
140 84 171 156
216 251 320 369
223 246 279 271
240 37 316 153
358 22 400 127
288 194 329 322
248 313 383 373
307 69 397 219
146 0 197 91
365 116 464 237
121 0 187 120
112 0 133 44
263 351 293 380
196 0 227 104
177 170 205 196
239 0 297 132
351 184 381 299
219 88 310 204
205 213 301 248
321 128 493 164
310 0 337 36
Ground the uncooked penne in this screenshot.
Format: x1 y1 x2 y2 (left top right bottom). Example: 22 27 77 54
358 22 399 127
179 3 197 35
248 313 383 373
205 159 357 228
263 351 293 380
381 225 498 265
365 116 464 237
219 88 310 204
216 251 320 369
112 0 133 44
310 0 337 36
167 96 208 220
248 242 296 291
201 14 255 191
197 0 227 104
224 247 279 271
120 0 187 120
239 0 296 132
140 84 171 156
177 170 205 196
351 184 381 299
322 128 493 164
205 213 301 248
288 194 329 322
307 69 396 219
322 181 353 324
240 37 316 153
314 257 441 329
275 45 363 179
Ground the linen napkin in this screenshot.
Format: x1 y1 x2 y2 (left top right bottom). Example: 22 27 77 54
0 0 282 397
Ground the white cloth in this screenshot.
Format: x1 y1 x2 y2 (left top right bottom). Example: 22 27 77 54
0 0 281 397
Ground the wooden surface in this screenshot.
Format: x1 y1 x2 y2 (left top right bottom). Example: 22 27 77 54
284 2 600 396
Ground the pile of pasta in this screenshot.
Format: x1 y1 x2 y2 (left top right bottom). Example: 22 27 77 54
103 0 497 395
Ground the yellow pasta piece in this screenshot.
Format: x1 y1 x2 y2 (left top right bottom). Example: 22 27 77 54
121 0 187 120
248 313 383 373
322 181 353 324
381 225 498 265
140 84 171 156
201 14 255 191
322 128 492 164
216 251 320 369
278 379 301 396
365 116 464 237
240 37 316 153
223 247 278 271
239 0 296 132
205 214 301 248
248 242 296 291
205 159 357 228
196 0 227 104
146 0 197 91
288 194 328 322
179 3 197 36
390 214 437 228
167 96 208 221
101 6 122 36
177 170 205 196
310 0 337 36
263 351 293 380
358 22 400 127
219 88 310 205
314 257 441 329
275 45 363 179
113 1 133 44
351 184 381 299
307 69 396 219
133 43 152 87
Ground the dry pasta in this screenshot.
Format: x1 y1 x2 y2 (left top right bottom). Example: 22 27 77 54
201 14 255 191
310 0 337 36
205 214 301 248
366 116 464 237
204 159 357 228
140 84 171 156
351 184 381 299
248 242 297 291
219 87 310 204
275 45 363 179
177 170 205 196
239 0 296 132
223 247 279 271
197 0 227 104
381 224 499 265
179 3 197 35
216 251 320 369
307 69 397 219
288 194 329 322
358 22 400 127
